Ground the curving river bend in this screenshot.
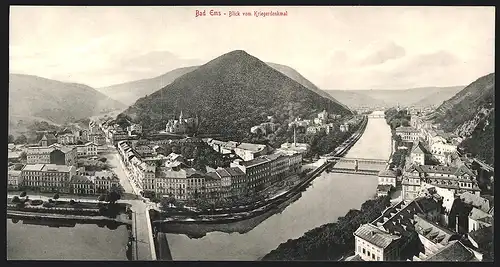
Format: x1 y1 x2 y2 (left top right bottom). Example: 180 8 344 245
164 112 392 260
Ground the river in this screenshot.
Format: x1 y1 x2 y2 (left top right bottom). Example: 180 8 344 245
6 219 130 260
163 113 392 260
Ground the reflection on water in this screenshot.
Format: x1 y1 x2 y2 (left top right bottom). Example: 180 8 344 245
7 219 130 260
161 117 391 260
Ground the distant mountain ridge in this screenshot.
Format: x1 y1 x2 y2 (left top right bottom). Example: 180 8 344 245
326 86 464 109
9 73 126 133
122 50 352 139
97 66 199 105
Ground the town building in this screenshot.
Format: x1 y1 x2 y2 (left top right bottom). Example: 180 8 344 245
8 170 23 190
279 142 310 156
250 122 278 136
38 133 58 147
70 170 120 195
165 111 199 134
431 142 457 165
73 142 98 157
468 207 493 233
234 142 271 161
57 133 77 145
409 141 428 165
466 226 493 252
21 164 77 193
88 132 106 146
288 118 312 129
127 123 143 135
354 196 445 261
395 126 420 142
230 151 302 193
340 123 349 132
378 169 397 187
402 164 481 208
306 123 334 135
26 145 77 166
154 167 205 200
109 127 129 145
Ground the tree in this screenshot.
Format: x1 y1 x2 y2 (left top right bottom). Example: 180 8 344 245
19 151 27 161
11 196 20 203
8 134 15 143
98 194 106 202
19 191 27 198
53 193 60 202
98 157 107 163
107 191 121 204
69 199 76 205
15 134 28 145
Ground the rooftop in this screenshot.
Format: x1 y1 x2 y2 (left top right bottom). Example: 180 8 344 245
414 214 458 246
395 126 420 133
424 241 476 262
225 167 245 176
469 207 492 222
71 175 93 183
378 169 397 178
236 142 267 152
354 224 400 249
42 164 74 172
468 226 493 247
22 164 46 171
459 192 490 213
240 157 270 168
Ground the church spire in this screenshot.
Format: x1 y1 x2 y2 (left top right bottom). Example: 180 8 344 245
179 110 183 120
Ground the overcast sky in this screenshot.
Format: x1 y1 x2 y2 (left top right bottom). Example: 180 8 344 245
10 6 495 89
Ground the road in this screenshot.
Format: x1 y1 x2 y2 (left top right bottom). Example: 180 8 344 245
103 149 136 195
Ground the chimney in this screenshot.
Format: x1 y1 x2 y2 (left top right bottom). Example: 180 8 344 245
293 127 297 146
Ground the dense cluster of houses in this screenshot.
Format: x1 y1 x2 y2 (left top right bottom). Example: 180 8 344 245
116 137 303 202
7 122 119 195
355 109 494 261
286 110 345 135
350 189 493 261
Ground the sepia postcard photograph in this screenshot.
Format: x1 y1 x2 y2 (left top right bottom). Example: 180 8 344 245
7 5 495 261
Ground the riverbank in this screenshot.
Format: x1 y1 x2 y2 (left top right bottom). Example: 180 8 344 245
262 195 391 260
151 116 368 224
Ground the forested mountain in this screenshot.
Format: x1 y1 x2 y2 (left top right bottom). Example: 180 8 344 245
430 73 495 165
431 73 494 133
122 50 352 140
98 61 347 109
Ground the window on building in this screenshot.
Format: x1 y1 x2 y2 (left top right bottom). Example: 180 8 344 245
372 253 375 260
367 251 370 257
377 256 380 261
363 248 366 254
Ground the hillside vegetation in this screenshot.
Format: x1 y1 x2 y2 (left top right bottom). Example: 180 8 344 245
262 196 391 260
98 61 346 110
122 50 352 140
9 74 126 134
432 73 494 133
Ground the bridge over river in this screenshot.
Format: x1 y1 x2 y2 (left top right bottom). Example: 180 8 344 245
326 156 389 175
158 111 393 260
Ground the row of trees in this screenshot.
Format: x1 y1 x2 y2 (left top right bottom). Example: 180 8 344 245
385 108 411 131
